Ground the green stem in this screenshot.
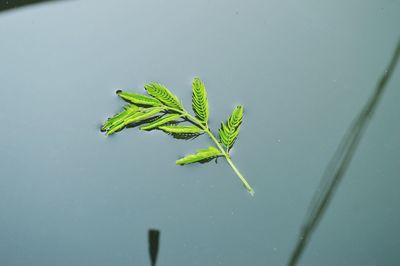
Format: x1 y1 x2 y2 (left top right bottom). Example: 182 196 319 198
165 106 255 195
225 155 255 195
205 128 255 195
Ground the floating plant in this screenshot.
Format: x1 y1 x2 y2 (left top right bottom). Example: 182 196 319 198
101 78 254 195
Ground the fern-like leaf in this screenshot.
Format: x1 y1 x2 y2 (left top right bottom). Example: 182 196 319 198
158 125 203 134
117 91 162 106
219 105 244 151
101 104 139 132
104 107 162 135
123 107 162 126
192 78 209 123
101 78 254 194
176 147 222 165
144 83 183 110
140 114 182 131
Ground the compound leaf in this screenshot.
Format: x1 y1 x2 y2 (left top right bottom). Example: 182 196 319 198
158 125 203 134
117 91 162 107
102 104 139 132
227 105 243 129
176 146 222 165
123 107 162 125
219 105 244 151
144 83 183 110
103 107 162 135
140 114 182 131
101 78 253 194
192 78 209 123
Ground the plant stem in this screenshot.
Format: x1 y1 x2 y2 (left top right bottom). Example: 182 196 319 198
205 128 255 195
165 106 255 195
225 155 255 195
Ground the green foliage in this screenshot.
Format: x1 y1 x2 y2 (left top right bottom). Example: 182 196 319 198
101 78 254 194
101 104 139 134
102 107 162 135
158 125 203 134
140 114 182 131
117 91 162 106
124 107 162 125
176 147 222 165
219 105 244 151
192 78 209 123
144 83 183 110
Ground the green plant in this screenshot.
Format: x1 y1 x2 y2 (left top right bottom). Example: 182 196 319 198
101 78 254 195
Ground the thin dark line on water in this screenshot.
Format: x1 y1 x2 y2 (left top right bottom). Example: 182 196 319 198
288 39 400 266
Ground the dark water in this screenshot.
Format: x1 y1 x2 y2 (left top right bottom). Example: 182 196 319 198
0 1 399 265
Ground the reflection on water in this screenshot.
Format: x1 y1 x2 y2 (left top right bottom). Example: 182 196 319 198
0 0 60 13
288 40 400 266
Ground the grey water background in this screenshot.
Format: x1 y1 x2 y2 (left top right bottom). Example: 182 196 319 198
0 1 399 266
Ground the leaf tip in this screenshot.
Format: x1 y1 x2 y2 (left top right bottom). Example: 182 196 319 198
236 105 244 113
143 83 153 90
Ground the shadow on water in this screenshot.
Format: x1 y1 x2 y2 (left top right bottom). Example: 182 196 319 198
288 39 400 266
148 229 160 266
163 131 202 140
0 0 66 13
